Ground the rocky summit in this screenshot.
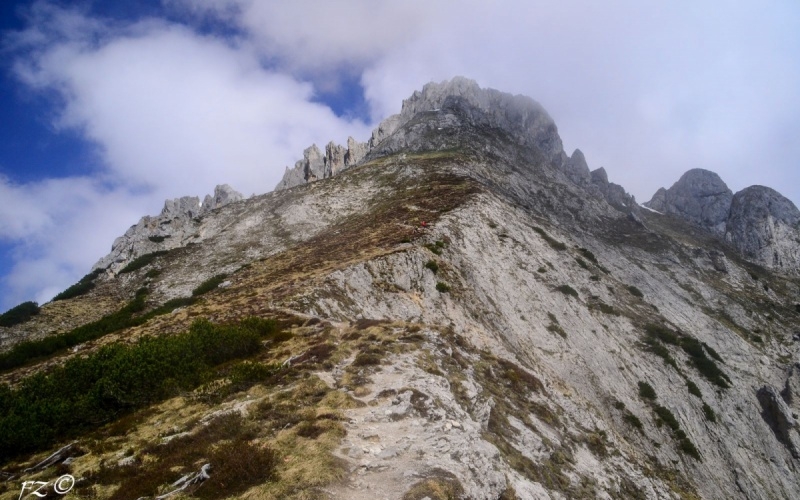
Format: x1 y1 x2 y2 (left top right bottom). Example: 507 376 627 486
1 78 800 500
645 170 800 275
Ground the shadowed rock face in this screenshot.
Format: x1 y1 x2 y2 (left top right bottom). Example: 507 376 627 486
644 168 733 234
725 185 800 271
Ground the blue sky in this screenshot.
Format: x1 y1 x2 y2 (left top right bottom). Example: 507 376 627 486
1 0 799 311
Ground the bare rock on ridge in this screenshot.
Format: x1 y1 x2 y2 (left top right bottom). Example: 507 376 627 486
644 168 733 234
93 184 244 273
277 77 565 192
563 149 591 186
275 138 368 191
202 184 244 213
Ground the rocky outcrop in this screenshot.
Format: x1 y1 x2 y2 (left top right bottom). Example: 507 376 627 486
644 168 733 233
646 170 800 274
757 385 800 459
275 138 368 191
92 184 244 273
563 149 591 186
589 166 637 211
202 184 244 212
725 185 800 272
276 76 563 191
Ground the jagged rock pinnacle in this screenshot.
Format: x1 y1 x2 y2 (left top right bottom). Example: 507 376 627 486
93 184 244 273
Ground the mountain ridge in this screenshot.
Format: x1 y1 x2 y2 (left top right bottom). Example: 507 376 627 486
2 77 800 500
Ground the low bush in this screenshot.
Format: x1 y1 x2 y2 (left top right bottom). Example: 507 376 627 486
555 285 578 298
680 338 730 389
623 412 644 432
52 269 103 301
638 381 657 400
0 301 40 327
653 404 680 431
119 251 169 274
425 260 439 274
0 290 196 372
575 257 589 270
578 248 598 264
436 282 451 293
627 285 644 298
424 240 446 255
0 317 277 463
148 235 169 243
590 302 618 316
644 323 680 345
702 402 717 423
686 380 702 398
532 227 567 251
192 274 229 296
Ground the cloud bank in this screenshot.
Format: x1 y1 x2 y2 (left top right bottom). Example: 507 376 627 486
2 0 799 309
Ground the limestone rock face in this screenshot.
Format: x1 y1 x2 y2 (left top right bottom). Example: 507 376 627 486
757 385 800 458
202 184 244 213
589 166 637 211
369 76 563 162
277 77 565 192
644 169 733 233
92 184 244 273
563 149 591 186
725 185 800 272
275 137 368 190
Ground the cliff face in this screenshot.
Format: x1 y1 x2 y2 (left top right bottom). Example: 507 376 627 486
3 78 800 500
646 171 800 275
725 185 800 270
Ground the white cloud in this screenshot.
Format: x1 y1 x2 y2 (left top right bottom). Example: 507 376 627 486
169 0 443 74
0 175 146 307
1 1 371 309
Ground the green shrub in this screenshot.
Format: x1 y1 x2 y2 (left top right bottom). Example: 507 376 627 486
589 275 601 281
145 269 161 279
424 240 446 255
532 227 567 251
638 381 657 400
642 339 678 369
575 258 589 270
0 317 276 463
702 342 724 363
436 282 451 293
148 235 169 243
680 337 730 389
119 251 169 274
0 291 195 372
555 285 578 298
623 412 644 432
425 260 439 274
52 269 103 301
644 323 680 345
590 302 618 316
537 267 547 273
686 380 702 398
702 402 717 423
627 286 644 298
679 437 702 461
653 404 680 431
578 248 598 264
192 274 229 296
0 301 40 327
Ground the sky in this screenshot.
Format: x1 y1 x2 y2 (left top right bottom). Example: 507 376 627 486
0 0 799 311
